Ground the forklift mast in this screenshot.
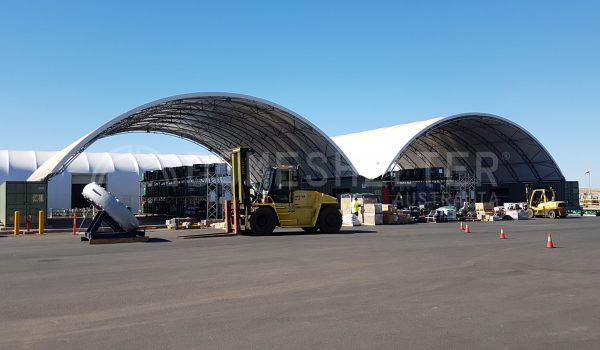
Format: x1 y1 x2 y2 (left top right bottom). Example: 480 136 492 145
231 147 252 229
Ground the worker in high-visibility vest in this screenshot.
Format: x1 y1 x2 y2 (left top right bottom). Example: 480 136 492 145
352 197 361 218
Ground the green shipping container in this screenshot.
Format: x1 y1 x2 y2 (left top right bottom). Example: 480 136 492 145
0 181 48 227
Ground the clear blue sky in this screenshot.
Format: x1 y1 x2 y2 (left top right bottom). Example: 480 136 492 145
0 0 598 186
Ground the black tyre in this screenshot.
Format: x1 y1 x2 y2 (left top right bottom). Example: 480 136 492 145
250 207 277 235
526 209 535 219
318 207 342 234
548 210 557 219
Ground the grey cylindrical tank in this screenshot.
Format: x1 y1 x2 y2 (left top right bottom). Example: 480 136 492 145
82 182 139 232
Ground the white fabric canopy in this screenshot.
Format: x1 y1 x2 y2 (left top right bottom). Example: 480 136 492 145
332 113 564 183
1 150 222 184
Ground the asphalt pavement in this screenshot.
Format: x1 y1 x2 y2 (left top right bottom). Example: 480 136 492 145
1 217 599 349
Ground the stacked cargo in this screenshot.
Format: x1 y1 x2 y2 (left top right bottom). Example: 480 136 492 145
362 203 383 225
340 194 380 226
475 202 496 222
340 194 379 215
340 194 417 225
381 204 415 225
499 203 529 220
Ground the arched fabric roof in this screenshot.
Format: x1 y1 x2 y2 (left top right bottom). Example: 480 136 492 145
1 149 223 183
332 113 564 184
28 93 357 182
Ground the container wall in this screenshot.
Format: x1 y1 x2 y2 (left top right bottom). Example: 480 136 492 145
0 181 47 227
0 182 5 224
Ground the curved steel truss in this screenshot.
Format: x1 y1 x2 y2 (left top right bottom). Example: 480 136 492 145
28 93 357 183
387 115 564 184
332 113 564 184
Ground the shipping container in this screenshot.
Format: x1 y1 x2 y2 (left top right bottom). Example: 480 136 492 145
0 181 48 227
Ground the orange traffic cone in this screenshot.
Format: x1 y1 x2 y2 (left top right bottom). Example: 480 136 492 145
546 234 555 248
465 224 471 233
460 222 464 231
500 227 506 239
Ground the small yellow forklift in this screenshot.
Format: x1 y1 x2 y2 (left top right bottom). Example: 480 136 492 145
525 185 567 219
230 147 342 235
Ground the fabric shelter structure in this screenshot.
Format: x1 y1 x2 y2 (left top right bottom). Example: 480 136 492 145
28 93 357 184
331 113 564 184
1 149 222 212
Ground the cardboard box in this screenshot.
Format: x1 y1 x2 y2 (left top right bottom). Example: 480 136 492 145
341 197 353 216
381 204 395 213
364 203 382 214
383 213 397 225
340 195 380 215
360 196 379 205
362 213 383 225
475 202 495 212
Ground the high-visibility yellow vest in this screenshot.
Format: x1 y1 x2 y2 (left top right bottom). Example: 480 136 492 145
353 200 360 214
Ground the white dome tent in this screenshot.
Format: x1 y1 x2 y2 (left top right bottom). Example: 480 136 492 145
0 150 222 212
332 113 564 183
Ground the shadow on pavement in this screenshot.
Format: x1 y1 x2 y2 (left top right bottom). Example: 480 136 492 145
146 237 172 243
248 229 377 237
179 232 237 239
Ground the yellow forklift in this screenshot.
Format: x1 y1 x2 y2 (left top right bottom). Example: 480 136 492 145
525 185 567 219
231 147 343 235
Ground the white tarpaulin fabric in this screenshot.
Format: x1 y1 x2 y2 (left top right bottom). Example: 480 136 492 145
332 118 443 179
0 150 224 212
332 113 564 183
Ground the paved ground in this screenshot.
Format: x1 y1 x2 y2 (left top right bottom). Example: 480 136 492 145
1 217 599 350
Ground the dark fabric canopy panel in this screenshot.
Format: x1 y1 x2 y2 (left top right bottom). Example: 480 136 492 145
28 93 357 183
388 115 564 184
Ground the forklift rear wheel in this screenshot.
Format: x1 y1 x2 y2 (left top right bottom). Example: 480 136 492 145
319 207 342 234
250 208 277 235
548 210 557 219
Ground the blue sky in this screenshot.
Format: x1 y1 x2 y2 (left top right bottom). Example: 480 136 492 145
0 0 598 185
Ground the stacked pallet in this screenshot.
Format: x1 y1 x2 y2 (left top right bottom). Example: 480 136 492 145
475 202 495 221
382 204 414 225
340 194 380 225
362 204 383 225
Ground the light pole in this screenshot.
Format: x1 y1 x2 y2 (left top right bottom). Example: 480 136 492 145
586 170 591 200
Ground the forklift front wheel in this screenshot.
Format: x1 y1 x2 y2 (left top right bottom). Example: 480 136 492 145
548 210 557 219
250 208 277 235
319 207 343 234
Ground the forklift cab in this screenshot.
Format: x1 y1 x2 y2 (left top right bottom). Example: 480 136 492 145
529 188 556 208
258 166 300 203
